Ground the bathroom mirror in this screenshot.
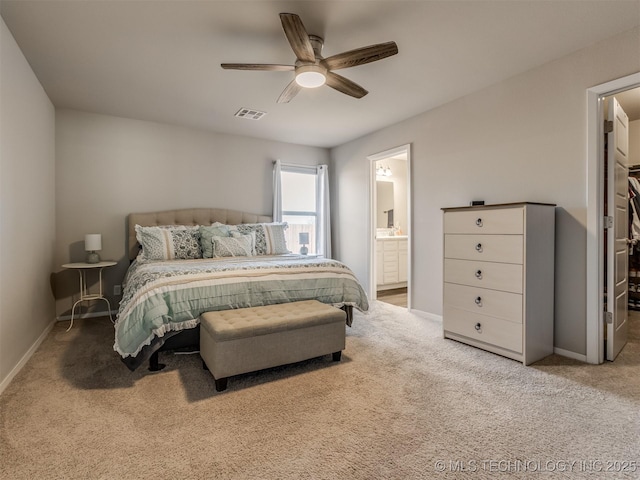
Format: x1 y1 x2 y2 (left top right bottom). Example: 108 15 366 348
376 181 394 228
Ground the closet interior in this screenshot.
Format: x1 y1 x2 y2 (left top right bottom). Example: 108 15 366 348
629 165 640 310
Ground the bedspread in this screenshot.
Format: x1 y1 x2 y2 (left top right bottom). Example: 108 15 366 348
114 255 369 360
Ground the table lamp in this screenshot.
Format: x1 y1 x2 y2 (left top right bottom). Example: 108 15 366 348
85 234 102 264
299 232 309 255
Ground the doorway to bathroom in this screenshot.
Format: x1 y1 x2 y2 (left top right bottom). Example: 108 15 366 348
368 144 411 309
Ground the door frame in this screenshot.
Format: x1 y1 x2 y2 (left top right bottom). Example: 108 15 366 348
586 72 640 364
367 144 412 310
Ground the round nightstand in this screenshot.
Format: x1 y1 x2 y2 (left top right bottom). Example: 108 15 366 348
61 261 117 331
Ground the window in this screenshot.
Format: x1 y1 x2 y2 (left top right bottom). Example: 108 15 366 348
282 169 317 254
273 161 331 257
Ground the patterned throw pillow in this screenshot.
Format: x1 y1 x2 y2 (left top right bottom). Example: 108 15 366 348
135 225 202 260
228 223 289 255
199 222 231 258
212 234 254 257
231 230 257 255
262 223 290 254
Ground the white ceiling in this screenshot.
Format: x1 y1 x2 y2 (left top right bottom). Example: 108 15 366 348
2 1 639 148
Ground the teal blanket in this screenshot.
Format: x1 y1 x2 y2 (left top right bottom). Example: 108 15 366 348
114 255 369 358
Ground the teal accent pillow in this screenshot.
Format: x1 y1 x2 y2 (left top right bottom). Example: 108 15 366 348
200 222 231 258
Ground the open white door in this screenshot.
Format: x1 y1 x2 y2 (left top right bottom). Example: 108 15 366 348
606 97 630 361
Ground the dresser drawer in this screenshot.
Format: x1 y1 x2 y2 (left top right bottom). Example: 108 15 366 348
444 283 523 323
444 208 524 234
443 306 523 354
444 234 523 264
444 259 523 294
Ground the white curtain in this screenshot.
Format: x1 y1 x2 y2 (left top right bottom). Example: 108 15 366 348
317 164 332 258
272 159 283 222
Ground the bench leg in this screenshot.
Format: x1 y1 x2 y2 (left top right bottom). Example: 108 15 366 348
332 351 342 362
214 377 228 392
202 357 226 391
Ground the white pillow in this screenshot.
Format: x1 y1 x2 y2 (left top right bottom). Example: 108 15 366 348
212 234 254 257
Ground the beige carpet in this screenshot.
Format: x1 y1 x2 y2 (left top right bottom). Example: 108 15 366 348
1 302 639 479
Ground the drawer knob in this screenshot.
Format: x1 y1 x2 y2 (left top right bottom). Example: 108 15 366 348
475 270 482 279
475 243 483 252
476 218 483 227
475 322 482 332
475 296 482 306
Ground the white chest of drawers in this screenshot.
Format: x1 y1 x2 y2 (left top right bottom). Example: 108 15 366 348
442 202 555 365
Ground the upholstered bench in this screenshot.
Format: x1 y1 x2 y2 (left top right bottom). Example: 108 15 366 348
200 300 347 391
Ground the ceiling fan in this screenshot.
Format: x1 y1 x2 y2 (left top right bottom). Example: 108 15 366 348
221 13 399 103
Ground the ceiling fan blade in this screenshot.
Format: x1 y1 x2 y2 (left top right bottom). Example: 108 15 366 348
221 63 295 71
322 41 398 71
279 13 315 63
277 79 303 104
325 72 368 99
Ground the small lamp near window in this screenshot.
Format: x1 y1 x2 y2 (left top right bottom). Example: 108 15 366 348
85 234 102 264
299 232 309 255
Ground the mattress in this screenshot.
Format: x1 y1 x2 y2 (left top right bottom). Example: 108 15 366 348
114 254 369 367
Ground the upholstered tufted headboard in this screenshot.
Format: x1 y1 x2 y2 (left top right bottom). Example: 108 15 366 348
127 208 272 261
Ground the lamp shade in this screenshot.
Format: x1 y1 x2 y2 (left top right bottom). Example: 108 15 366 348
299 232 309 245
84 234 102 252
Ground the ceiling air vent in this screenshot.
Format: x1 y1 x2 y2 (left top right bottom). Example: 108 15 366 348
234 108 267 120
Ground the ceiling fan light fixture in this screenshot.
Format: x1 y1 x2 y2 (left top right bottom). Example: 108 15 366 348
222 13 398 102
295 65 326 88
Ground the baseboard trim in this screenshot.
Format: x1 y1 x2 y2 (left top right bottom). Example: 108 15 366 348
553 347 587 363
0 318 57 397
410 308 442 323
56 310 117 321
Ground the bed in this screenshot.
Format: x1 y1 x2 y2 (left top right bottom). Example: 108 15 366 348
114 208 369 371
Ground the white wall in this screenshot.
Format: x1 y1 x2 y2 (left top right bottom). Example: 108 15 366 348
0 19 56 391
331 27 640 356
54 110 330 316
